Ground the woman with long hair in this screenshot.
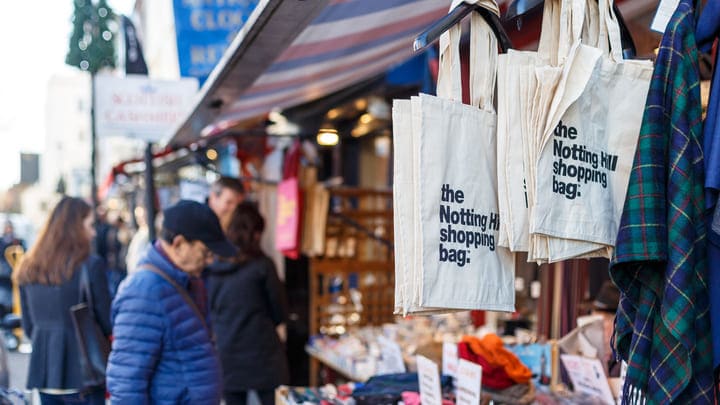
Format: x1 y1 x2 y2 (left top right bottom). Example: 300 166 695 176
15 197 111 404
206 201 289 405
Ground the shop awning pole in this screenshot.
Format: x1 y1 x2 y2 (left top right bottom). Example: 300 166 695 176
144 142 157 242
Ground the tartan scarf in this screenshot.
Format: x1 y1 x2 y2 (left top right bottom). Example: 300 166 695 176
610 1 714 403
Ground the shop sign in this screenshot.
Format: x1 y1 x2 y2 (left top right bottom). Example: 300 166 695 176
455 359 482 405
94 74 199 142
173 0 259 85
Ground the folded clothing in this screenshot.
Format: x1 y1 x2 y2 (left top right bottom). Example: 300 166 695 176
459 334 533 389
352 373 452 405
458 341 516 390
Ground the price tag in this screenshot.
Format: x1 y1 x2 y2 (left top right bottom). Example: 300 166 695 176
650 0 680 33
456 359 482 405
377 335 406 374
560 354 614 405
442 342 459 378
416 355 442 405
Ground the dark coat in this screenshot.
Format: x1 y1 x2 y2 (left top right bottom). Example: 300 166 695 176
20 255 111 390
107 245 222 404
206 255 289 392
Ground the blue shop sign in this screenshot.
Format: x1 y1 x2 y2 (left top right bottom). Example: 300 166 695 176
173 0 259 85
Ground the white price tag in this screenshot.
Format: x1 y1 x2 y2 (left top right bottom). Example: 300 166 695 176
456 359 482 405
377 335 406 374
650 0 680 33
560 354 615 405
417 355 443 405
442 342 459 378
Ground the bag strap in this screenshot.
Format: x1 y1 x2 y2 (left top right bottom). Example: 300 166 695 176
78 261 93 310
138 264 212 337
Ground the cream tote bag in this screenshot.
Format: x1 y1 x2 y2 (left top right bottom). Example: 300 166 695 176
393 2 515 314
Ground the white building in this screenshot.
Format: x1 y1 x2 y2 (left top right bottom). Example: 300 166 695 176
22 71 145 226
134 0 181 80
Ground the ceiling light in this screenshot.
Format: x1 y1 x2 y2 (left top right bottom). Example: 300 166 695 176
317 128 339 146
326 108 341 120
359 113 373 124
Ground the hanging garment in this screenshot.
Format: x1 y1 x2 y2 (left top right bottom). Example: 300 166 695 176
696 0 720 370
610 1 714 403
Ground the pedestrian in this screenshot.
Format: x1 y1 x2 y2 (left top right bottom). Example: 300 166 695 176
206 201 289 405
14 197 111 404
207 176 244 233
107 200 237 404
0 220 24 317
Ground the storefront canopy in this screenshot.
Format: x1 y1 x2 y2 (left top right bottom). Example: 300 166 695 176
165 0 451 148
165 0 658 149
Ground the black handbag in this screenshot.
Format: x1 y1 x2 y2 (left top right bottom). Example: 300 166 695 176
69 263 110 388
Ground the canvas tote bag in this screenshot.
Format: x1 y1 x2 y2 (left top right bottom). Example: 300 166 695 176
497 0 565 253
393 1 515 314
530 0 652 261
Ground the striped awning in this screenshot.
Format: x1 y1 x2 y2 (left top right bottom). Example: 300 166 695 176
167 0 457 147
214 0 451 127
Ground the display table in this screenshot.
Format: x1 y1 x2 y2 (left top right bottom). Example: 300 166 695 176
305 344 370 383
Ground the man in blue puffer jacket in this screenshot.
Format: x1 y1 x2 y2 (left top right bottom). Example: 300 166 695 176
107 200 238 404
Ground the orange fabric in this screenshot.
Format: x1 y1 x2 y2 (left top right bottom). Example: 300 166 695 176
461 334 532 384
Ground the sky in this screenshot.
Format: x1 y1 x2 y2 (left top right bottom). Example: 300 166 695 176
0 0 135 191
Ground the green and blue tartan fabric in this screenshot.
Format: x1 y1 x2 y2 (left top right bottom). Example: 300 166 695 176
610 0 714 404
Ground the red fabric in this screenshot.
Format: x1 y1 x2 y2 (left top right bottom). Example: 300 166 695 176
457 342 515 390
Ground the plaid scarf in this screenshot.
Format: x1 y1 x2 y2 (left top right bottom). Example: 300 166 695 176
610 1 714 403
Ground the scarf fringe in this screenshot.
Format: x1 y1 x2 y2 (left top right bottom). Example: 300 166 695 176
622 383 648 405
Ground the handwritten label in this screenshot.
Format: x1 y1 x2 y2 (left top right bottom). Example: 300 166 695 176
417 355 442 405
377 336 406 374
456 359 482 405
442 342 459 378
651 0 680 33
560 354 614 405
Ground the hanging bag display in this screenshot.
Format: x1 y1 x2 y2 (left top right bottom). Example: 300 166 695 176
393 1 515 314
530 0 653 262
497 0 565 253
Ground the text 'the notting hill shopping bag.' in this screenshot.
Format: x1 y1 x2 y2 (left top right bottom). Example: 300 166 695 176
393 1 515 315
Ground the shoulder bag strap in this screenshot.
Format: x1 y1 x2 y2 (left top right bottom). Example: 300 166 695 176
138 264 211 336
78 261 93 310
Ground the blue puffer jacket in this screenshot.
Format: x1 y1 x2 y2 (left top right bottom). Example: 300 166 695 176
106 245 222 404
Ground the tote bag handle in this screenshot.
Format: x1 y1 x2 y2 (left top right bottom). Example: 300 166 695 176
436 0 498 111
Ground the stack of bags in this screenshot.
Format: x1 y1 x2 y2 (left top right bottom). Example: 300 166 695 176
496 0 652 262
393 0 515 315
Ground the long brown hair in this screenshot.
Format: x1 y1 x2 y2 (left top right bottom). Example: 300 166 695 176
15 197 92 285
226 202 265 262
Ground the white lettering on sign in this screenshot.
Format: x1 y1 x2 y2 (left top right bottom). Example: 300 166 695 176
189 9 246 31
